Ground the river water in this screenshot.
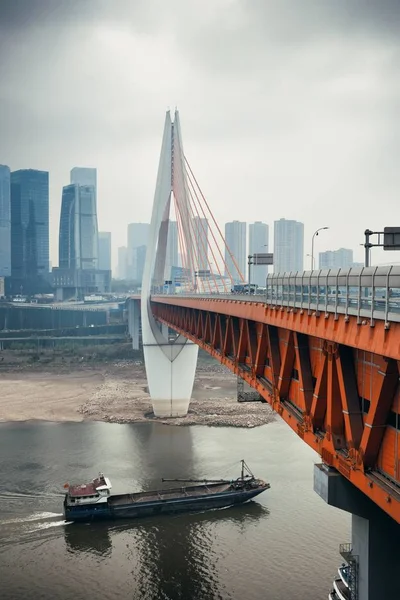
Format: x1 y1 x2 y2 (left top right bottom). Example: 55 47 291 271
0 419 349 600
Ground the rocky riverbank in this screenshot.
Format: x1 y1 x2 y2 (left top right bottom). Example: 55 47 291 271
0 350 275 428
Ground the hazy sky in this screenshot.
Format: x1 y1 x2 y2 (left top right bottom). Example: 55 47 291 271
1 0 400 270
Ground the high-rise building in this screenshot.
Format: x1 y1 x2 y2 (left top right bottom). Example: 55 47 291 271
98 232 111 272
11 169 49 290
59 184 98 270
165 220 179 280
55 180 109 300
69 167 98 264
127 222 150 282
0 165 11 278
134 245 147 287
249 221 269 287
273 218 304 273
70 167 97 191
319 248 353 269
192 216 209 271
117 246 127 280
225 220 246 283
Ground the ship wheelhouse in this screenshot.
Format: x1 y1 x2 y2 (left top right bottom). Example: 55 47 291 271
66 473 112 506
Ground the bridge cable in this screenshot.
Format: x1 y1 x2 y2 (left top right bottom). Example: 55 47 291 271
185 168 230 293
184 156 246 283
186 189 219 294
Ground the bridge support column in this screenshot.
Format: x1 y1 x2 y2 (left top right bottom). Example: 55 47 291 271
127 299 140 350
143 337 198 417
314 464 400 600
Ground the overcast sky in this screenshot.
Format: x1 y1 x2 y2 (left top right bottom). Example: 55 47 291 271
1 0 400 270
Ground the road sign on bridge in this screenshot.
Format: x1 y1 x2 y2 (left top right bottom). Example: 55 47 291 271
384 227 400 250
250 253 274 265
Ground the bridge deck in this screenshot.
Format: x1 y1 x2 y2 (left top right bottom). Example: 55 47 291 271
147 270 400 524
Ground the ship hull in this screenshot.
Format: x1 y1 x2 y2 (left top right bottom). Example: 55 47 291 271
64 487 266 523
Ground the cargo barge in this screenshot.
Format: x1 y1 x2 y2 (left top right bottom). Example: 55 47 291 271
63 460 270 523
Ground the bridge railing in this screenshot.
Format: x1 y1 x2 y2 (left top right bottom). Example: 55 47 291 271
266 266 400 324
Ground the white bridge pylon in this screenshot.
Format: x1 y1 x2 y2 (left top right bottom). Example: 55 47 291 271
141 110 199 417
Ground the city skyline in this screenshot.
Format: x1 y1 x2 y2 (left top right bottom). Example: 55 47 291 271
2 3 399 272
0 160 394 285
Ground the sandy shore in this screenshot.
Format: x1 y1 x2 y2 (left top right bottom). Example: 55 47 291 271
0 358 275 428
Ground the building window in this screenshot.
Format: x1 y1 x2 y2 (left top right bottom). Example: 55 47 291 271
292 368 299 381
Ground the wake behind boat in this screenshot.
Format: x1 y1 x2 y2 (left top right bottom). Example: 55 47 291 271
63 460 270 523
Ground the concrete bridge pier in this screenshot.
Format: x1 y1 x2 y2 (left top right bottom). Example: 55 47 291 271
314 464 400 600
127 299 140 350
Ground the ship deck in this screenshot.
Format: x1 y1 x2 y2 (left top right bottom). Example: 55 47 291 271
109 482 232 506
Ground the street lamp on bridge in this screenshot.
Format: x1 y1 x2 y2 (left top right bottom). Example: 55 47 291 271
311 227 329 270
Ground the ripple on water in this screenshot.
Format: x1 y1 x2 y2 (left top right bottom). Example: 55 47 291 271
0 420 349 600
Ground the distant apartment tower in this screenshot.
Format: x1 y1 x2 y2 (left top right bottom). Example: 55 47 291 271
0 165 11 278
225 221 246 283
319 248 353 269
127 222 150 282
117 246 127 280
192 216 209 271
249 221 269 287
98 232 112 272
11 169 49 288
165 220 179 281
273 219 304 273
59 184 98 270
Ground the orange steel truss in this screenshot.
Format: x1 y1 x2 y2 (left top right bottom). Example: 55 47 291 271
151 296 400 523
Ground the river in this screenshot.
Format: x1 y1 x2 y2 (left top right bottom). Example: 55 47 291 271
0 419 349 600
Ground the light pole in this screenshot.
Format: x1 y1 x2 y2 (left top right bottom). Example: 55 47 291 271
306 254 315 269
311 227 329 270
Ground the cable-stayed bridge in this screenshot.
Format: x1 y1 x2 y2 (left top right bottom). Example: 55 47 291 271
127 110 400 600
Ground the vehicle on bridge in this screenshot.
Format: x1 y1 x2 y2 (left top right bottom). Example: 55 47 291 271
231 284 259 295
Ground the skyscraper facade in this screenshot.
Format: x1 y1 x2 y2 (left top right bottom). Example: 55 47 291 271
225 220 246 283
0 165 11 278
59 184 79 269
127 222 150 282
98 232 112 272
192 216 209 271
117 246 127 279
59 184 99 270
273 218 304 273
319 248 353 269
69 167 99 268
11 169 49 288
249 221 269 287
